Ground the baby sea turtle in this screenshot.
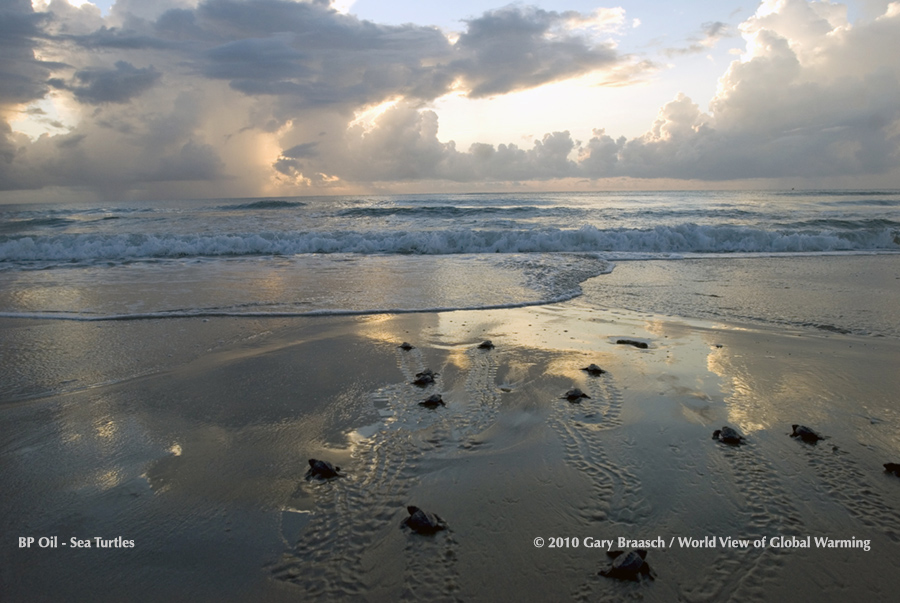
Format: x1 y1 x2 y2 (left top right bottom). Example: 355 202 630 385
581 363 606 376
419 394 446 408
477 340 495 349
412 369 437 386
616 339 649 349
399 342 415 351
599 549 655 582
712 426 746 445
305 458 342 480
402 505 447 534
563 388 591 402
883 463 900 476
790 424 825 443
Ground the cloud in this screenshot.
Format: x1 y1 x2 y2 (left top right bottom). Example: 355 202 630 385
298 0 900 186
663 20 733 57
282 101 581 183
2 0 648 197
451 6 621 98
50 60 163 104
2 0 899 198
286 0 900 186
0 0 53 107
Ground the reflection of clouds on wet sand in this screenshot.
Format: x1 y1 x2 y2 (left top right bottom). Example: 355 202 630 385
4 302 900 601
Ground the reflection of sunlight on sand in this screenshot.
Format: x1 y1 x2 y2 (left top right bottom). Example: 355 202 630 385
93 468 123 491
701 328 843 435
95 417 117 440
705 334 768 433
348 420 385 445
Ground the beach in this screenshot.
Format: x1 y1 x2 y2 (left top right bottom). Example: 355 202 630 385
6 0 900 597
2 254 899 601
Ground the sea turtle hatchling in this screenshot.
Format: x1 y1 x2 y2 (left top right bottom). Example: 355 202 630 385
599 549 655 581
616 339 649 349
305 458 342 480
581 364 606 376
477 340 495 349
712 426 746 445
790 424 825 443
563 388 591 402
399 342 415 350
419 394 446 408
402 505 448 534
883 463 900 476
411 369 437 386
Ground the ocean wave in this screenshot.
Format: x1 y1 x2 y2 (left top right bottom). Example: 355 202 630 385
226 200 307 210
337 205 562 218
1 223 897 265
775 189 900 197
0 217 75 234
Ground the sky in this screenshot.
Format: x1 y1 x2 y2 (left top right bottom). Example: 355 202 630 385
1 0 899 201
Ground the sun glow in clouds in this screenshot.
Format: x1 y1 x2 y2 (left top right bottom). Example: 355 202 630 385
4 0 900 200
349 99 402 133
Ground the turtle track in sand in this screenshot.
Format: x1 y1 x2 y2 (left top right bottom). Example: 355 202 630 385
270 477 372 599
271 345 477 600
793 441 900 543
548 371 649 527
399 529 462 602
394 343 502 601
678 440 806 603
452 345 502 450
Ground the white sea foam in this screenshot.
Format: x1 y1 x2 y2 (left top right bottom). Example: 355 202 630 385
1 223 897 265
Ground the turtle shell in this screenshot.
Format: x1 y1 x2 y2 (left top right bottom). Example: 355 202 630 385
306 458 341 480
581 364 606 376
564 388 591 401
403 505 447 534
599 549 653 581
477 340 495 349
791 424 823 443
419 394 445 408
412 369 437 386
713 426 745 445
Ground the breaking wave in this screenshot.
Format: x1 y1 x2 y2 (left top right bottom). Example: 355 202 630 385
1 223 898 266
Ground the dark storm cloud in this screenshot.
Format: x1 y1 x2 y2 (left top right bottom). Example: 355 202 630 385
203 36 311 81
172 1 629 107
0 0 52 105
52 60 162 104
14 0 636 114
70 26 176 50
192 0 456 106
281 142 319 158
451 6 620 97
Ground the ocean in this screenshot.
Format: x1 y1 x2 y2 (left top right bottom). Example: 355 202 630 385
1 189 898 324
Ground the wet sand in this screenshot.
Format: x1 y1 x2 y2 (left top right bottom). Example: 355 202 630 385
3 263 900 601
